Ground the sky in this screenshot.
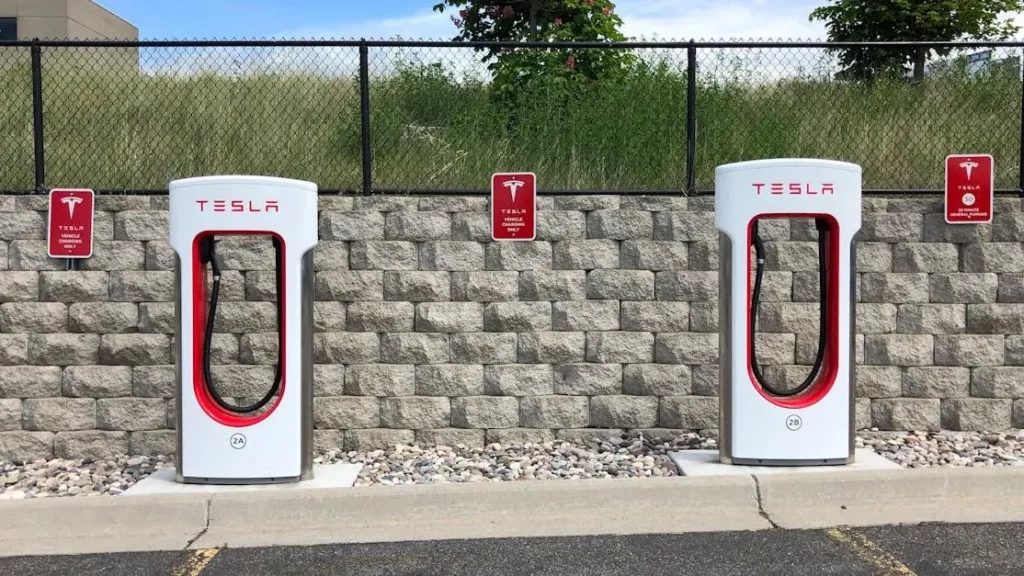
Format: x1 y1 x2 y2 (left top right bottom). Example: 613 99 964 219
93 0 845 41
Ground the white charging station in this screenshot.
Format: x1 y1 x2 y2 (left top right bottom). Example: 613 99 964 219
170 175 318 484
715 159 862 466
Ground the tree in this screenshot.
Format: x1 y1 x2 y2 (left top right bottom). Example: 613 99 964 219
809 0 1024 82
432 1 635 94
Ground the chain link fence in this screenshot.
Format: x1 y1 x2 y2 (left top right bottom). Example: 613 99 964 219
0 39 1021 194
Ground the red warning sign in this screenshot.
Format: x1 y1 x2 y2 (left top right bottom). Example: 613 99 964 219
945 154 993 224
47 188 95 258
491 172 537 241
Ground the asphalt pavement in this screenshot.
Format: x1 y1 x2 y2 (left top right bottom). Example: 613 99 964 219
2 522 1022 576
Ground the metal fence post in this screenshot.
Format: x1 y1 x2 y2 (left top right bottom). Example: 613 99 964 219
359 40 373 195
686 40 697 195
1019 46 1024 197
30 40 45 194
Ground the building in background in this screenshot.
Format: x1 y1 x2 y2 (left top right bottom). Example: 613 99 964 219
0 0 138 40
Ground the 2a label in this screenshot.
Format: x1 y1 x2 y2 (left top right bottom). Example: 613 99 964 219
230 433 247 449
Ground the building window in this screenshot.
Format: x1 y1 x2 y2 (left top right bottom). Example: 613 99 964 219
0 18 17 41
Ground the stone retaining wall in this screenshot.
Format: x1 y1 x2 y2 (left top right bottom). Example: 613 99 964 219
0 192 1022 462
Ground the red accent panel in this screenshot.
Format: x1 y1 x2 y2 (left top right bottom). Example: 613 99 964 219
745 214 841 409
191 231 285 428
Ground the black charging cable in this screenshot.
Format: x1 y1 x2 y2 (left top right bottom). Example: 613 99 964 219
749 218 829 397
199 236 284 414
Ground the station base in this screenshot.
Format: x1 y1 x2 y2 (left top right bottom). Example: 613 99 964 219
122 463 363 496
668 449 900 477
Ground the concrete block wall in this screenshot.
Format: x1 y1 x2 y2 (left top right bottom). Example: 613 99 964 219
0 192 1022 463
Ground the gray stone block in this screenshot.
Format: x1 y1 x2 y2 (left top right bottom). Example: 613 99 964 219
863 334 933 366
484 302 551 332
322 211 385 240
55 431 128 460
586 210 654 240
654 271 717 302
63 365 132 398
860 273 929 303
928 273 997 304
941 398 1012 431
450 333 518 364
315 271 383 301
350 241 419 270
895 304 965 334
655 333 718 364
903 367 970 398
380 333 449 364
553 364 622 395
623 364 691 396
451 271 519 302
416 365 485 396
418 242 485 271
415 428 485 449
315 332 380 364
451 396 518 428
586 270 655 300
961 243 1024 273
484 365 554 396
486 242 552 270
590 395 659 428
552 240 620 270
97 398 166 431
966 303 1024 334
0 271 39 302
933 335 1004 366
620 301 689 333
621 241 688 271
586 332 655 364
381 397 450 429
871 398 940 431
345 364 415 397
971 367 1024 398
552 301 619 331
519 395 589 428
384 271 451 302
384 212 451 241
39 271 108 302
415 302 484 333
519 271 586 301
347 301 415 332
659 396 717 429
314 396 380 429
518 332 585 364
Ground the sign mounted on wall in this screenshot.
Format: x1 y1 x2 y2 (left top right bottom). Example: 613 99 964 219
47 188 95 258
491 172 537 241
945 154 993 224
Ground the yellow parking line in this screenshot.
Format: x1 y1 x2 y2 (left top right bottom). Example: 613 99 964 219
171 548 221 576
827 527 917 576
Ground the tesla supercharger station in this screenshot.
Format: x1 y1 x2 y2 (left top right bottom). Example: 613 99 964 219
170 175 318 484
715 159 862 466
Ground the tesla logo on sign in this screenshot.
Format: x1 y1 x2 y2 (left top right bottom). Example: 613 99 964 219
491 172 537 241
945 154 993 224
752 183 835 196
195 200 280 213
47 189 95 259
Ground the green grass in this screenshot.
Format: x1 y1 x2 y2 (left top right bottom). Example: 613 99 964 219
0 47 1020 192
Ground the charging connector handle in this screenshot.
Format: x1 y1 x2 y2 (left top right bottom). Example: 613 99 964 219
200 236 284 414
749 218 829 397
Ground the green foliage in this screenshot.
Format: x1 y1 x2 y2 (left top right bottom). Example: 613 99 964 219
809 0 1024 82
432 0 636 103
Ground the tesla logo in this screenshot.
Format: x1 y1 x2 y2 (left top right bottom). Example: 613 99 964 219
503 179 525 203
960 160 979 180
62 196 84 219
195 200 280 213
753 183 835 196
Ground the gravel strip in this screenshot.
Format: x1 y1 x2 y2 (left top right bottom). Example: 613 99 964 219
2 429 1023 499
